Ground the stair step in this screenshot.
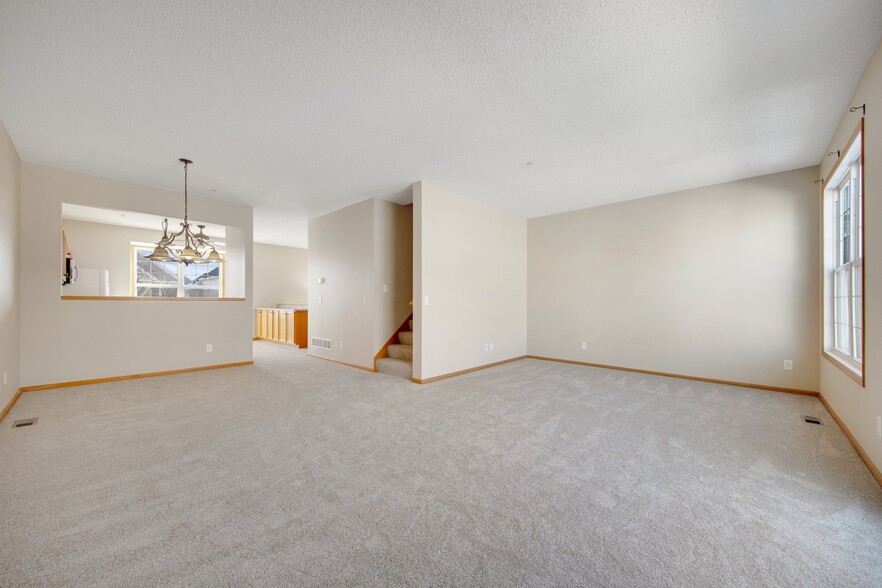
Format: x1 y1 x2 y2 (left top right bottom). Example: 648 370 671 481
388 344 413 361
398 331 413 346
409 319 413 331
376 357 412 379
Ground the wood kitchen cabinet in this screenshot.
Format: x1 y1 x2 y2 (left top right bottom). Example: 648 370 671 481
255 308 308 348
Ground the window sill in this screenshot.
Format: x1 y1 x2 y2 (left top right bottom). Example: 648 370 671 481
822 349 864 387
61 296 245 302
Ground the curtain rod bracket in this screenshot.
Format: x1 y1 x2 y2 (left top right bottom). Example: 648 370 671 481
827 150 840 158
849 104 866 115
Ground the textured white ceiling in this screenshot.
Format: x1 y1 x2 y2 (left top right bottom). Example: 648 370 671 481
1 1 881 248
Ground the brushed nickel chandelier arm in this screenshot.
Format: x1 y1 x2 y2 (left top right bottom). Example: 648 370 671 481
163 219 187 242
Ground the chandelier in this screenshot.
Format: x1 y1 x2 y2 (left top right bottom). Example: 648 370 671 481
146 158 224 265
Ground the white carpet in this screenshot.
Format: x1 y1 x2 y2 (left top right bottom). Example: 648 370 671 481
1 341 880 586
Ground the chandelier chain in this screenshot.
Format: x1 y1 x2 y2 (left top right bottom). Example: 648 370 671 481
183 160 189 223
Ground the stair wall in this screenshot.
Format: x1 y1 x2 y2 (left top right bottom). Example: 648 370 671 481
412 182 528 381
308 198 413 370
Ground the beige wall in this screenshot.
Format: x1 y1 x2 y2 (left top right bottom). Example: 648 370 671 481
528 168 820 391
253 243 308 309
308 199 374 367
20 163 253 387
62 220 165 297
413 182 527 381
819 39 882 473
0 119 20 409
308 198 412 368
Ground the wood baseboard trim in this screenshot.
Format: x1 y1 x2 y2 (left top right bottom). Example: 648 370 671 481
526 356 819 397
62 296 246 302
309 354 375 373
0 388 23 423
413 356 527 384
819 393 882 488
19 361 254 393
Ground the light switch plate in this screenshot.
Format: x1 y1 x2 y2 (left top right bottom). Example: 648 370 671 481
783 360 793 371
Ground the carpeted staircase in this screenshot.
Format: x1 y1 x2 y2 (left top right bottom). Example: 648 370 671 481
376 319 413 379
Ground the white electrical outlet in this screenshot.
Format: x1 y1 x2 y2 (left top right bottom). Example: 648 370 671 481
877 416 881 439
2 371 6 385
383 284 388 293
340 341 344 349
206 344 213 352
484 343 489 351
318 296 322 304
581 342 587 350
424 296 429 306
489 343 494 351
783 360 793 371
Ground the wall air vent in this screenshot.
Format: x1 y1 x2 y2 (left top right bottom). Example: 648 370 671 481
802 416 824 426
311 338 332 350
12 417 38 428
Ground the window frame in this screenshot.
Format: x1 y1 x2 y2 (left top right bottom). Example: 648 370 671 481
822 119 865 386
130 244 225 299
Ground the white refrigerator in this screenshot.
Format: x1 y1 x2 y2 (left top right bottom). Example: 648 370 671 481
62 268 110 296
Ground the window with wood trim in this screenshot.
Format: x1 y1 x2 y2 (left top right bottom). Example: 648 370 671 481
823 121 864 383
131 244 224 298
